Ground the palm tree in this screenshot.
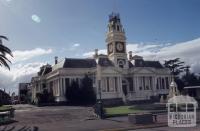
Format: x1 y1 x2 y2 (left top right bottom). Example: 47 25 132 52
0 35 13 70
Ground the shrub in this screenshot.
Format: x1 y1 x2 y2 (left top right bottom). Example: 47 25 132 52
36 89 55 105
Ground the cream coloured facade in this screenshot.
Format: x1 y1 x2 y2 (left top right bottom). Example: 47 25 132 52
31 13 172 105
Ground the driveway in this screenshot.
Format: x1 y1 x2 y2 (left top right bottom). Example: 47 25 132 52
0 104 130 131
1 104 199 131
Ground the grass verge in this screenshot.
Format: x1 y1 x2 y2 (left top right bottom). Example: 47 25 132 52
105 106 145 117
0 105 12 111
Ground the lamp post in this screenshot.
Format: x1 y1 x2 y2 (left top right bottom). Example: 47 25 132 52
98 80 102 101
97 79 104 119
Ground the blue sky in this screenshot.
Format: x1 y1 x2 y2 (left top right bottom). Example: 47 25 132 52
0 0 200 93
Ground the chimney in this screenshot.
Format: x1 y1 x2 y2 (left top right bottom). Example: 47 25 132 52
128 51 133 60
94 49 98 58
55 56 58 64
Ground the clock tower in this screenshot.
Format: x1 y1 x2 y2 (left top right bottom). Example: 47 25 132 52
106 13 128 69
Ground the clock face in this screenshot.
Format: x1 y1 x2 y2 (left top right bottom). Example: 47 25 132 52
116 42 124 51
108 43 113 53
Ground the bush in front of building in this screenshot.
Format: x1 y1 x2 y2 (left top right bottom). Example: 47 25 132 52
36 89 55 105
65 74 96 105
66 80 80 104
80 75 96 105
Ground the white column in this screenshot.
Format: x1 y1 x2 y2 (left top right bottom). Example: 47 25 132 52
57 79 60 96
159 77 161 89
63 78 66 95
132 77 135 92
163 77 166 89
53 80 55 95
59 78 62 95
119 76 122 93
153 76 157 92
136 76 139 91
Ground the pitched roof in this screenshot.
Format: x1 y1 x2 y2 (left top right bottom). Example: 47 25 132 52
65 58 96 68
56 58 97 68
143 61 164 68
130 60 163 69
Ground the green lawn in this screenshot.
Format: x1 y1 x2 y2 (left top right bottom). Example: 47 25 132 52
0 105 12 111
105 106 144 116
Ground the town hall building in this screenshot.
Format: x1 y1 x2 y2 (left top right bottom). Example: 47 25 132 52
31 13 172 105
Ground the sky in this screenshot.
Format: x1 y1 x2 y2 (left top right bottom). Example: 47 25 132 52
0 0 200 94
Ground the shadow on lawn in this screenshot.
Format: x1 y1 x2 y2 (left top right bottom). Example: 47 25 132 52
0 126 39 131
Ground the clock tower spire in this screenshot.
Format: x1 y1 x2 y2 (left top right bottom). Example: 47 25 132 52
106 12 128 69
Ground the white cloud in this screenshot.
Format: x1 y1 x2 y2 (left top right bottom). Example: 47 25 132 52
69 43 80 51
0 62 45 93
31 14 41 23
73 43 80 47
154 38 200 73
83 37 200 73
83 49 107 58
0 48 52 93
8 48 52 63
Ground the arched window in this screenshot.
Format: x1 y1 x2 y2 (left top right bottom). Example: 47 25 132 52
117 25 120 31
118 61 124 68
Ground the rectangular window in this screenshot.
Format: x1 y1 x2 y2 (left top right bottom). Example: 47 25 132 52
139 77 143 90
143 77 145 90
109 77 114 92
129 78 134 91
107 77 110 92
145 77 149 90
114 77 118 92
162 78 165 89
159 77 161 89
156 78 159 89
149 77 152 90
102 78 106 92
132 77 135 92
65 78 70 89
166 77 169 89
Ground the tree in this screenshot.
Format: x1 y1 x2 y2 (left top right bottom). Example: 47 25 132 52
0 35 13 70
66 80 80 104
80 75 96 105
164 58 190 91
164 58 187 77
182 73 200 87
